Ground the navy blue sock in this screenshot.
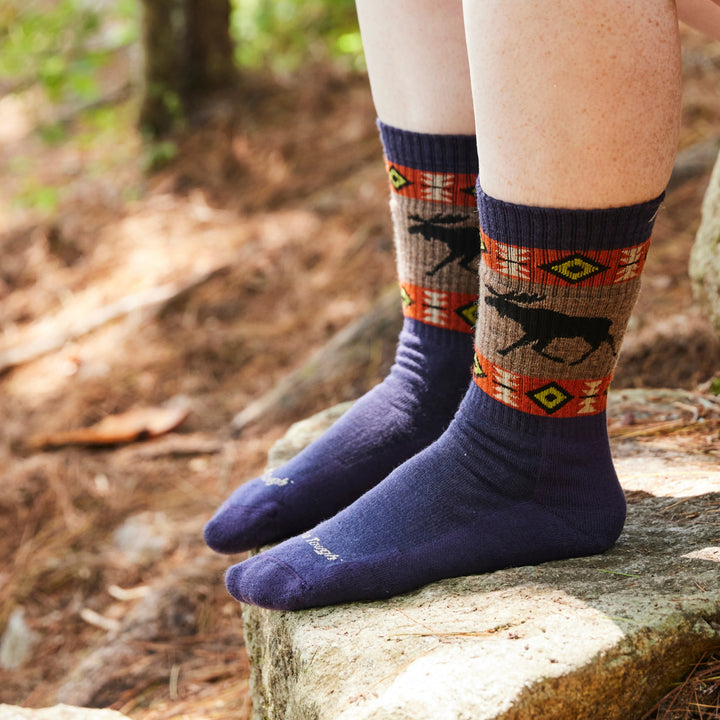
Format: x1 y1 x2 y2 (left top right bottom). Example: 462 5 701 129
225 388 625 609
224 191 663 608
205 320 472 553
204 125 479 553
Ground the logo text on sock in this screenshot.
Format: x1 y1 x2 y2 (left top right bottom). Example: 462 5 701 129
302 533 343 561
261 474 290 487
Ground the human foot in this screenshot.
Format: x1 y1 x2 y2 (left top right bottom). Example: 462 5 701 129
204 320 473 553
204 124 480 553
224 385 626 609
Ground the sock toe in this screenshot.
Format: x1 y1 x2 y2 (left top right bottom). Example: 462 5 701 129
204 502 281 554
225 554 309 610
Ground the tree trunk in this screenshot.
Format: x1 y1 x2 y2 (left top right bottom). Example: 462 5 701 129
139 0 237 137
183 0 237 108
138 0 183 137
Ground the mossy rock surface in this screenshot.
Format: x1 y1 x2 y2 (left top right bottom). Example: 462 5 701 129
242 393 720 720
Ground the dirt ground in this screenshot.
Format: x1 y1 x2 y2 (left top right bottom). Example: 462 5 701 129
1 25 719 720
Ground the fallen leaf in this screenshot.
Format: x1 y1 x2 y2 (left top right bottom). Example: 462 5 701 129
29 405 190 448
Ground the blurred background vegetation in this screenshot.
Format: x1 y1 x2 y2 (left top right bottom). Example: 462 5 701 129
233 0 363 71
0 0 363 212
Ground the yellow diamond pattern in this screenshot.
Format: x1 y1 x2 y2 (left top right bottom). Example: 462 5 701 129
473 354 486 379
456 300 478 328
388 165 410 191
527 382 573 414
541 253 608 284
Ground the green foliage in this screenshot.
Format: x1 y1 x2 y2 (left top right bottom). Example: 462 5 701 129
1 0 363 215
11 153 61 212
1 0 362 108
710 376 720 396
142 139 178 172
0 0 139 103
1 1 141 214
231 0 364 72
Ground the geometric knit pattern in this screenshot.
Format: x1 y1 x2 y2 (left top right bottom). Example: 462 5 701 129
401 283 479 333
473 187 663 417
379 121 479 334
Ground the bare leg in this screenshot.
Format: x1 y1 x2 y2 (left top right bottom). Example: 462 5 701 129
355 0 474 134
463 0 682 207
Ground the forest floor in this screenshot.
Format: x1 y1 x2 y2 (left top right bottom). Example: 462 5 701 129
1 25 720 720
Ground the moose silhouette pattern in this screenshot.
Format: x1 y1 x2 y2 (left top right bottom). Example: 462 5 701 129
407 213 480 277
483 285 617 366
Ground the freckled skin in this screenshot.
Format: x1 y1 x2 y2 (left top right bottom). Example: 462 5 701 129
355 0 474 135
356 0 683 209
463 0 682 208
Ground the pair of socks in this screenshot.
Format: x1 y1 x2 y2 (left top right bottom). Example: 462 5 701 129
206 122 661 611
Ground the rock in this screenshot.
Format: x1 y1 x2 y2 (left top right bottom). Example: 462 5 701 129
242 392 720 720
0 706 129 720
266 402 353 467
0 608 39 670
113 511 174 564
668 133 720 191
614 312 720 389
690 149 720 336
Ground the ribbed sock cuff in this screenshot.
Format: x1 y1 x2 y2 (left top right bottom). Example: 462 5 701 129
477 184 664 250
378 120 478 174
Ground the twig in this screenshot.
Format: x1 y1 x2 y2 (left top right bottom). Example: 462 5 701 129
108 584 151 601
79 608 121 633
169 663 180 701
597 569 640 578
0 265 228 373
609 420 707 440
660 497 699 515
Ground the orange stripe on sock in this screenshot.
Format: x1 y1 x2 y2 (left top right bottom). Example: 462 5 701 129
386 161 477 207
472 350 612 417
480 231 651 287
400 282 477 333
